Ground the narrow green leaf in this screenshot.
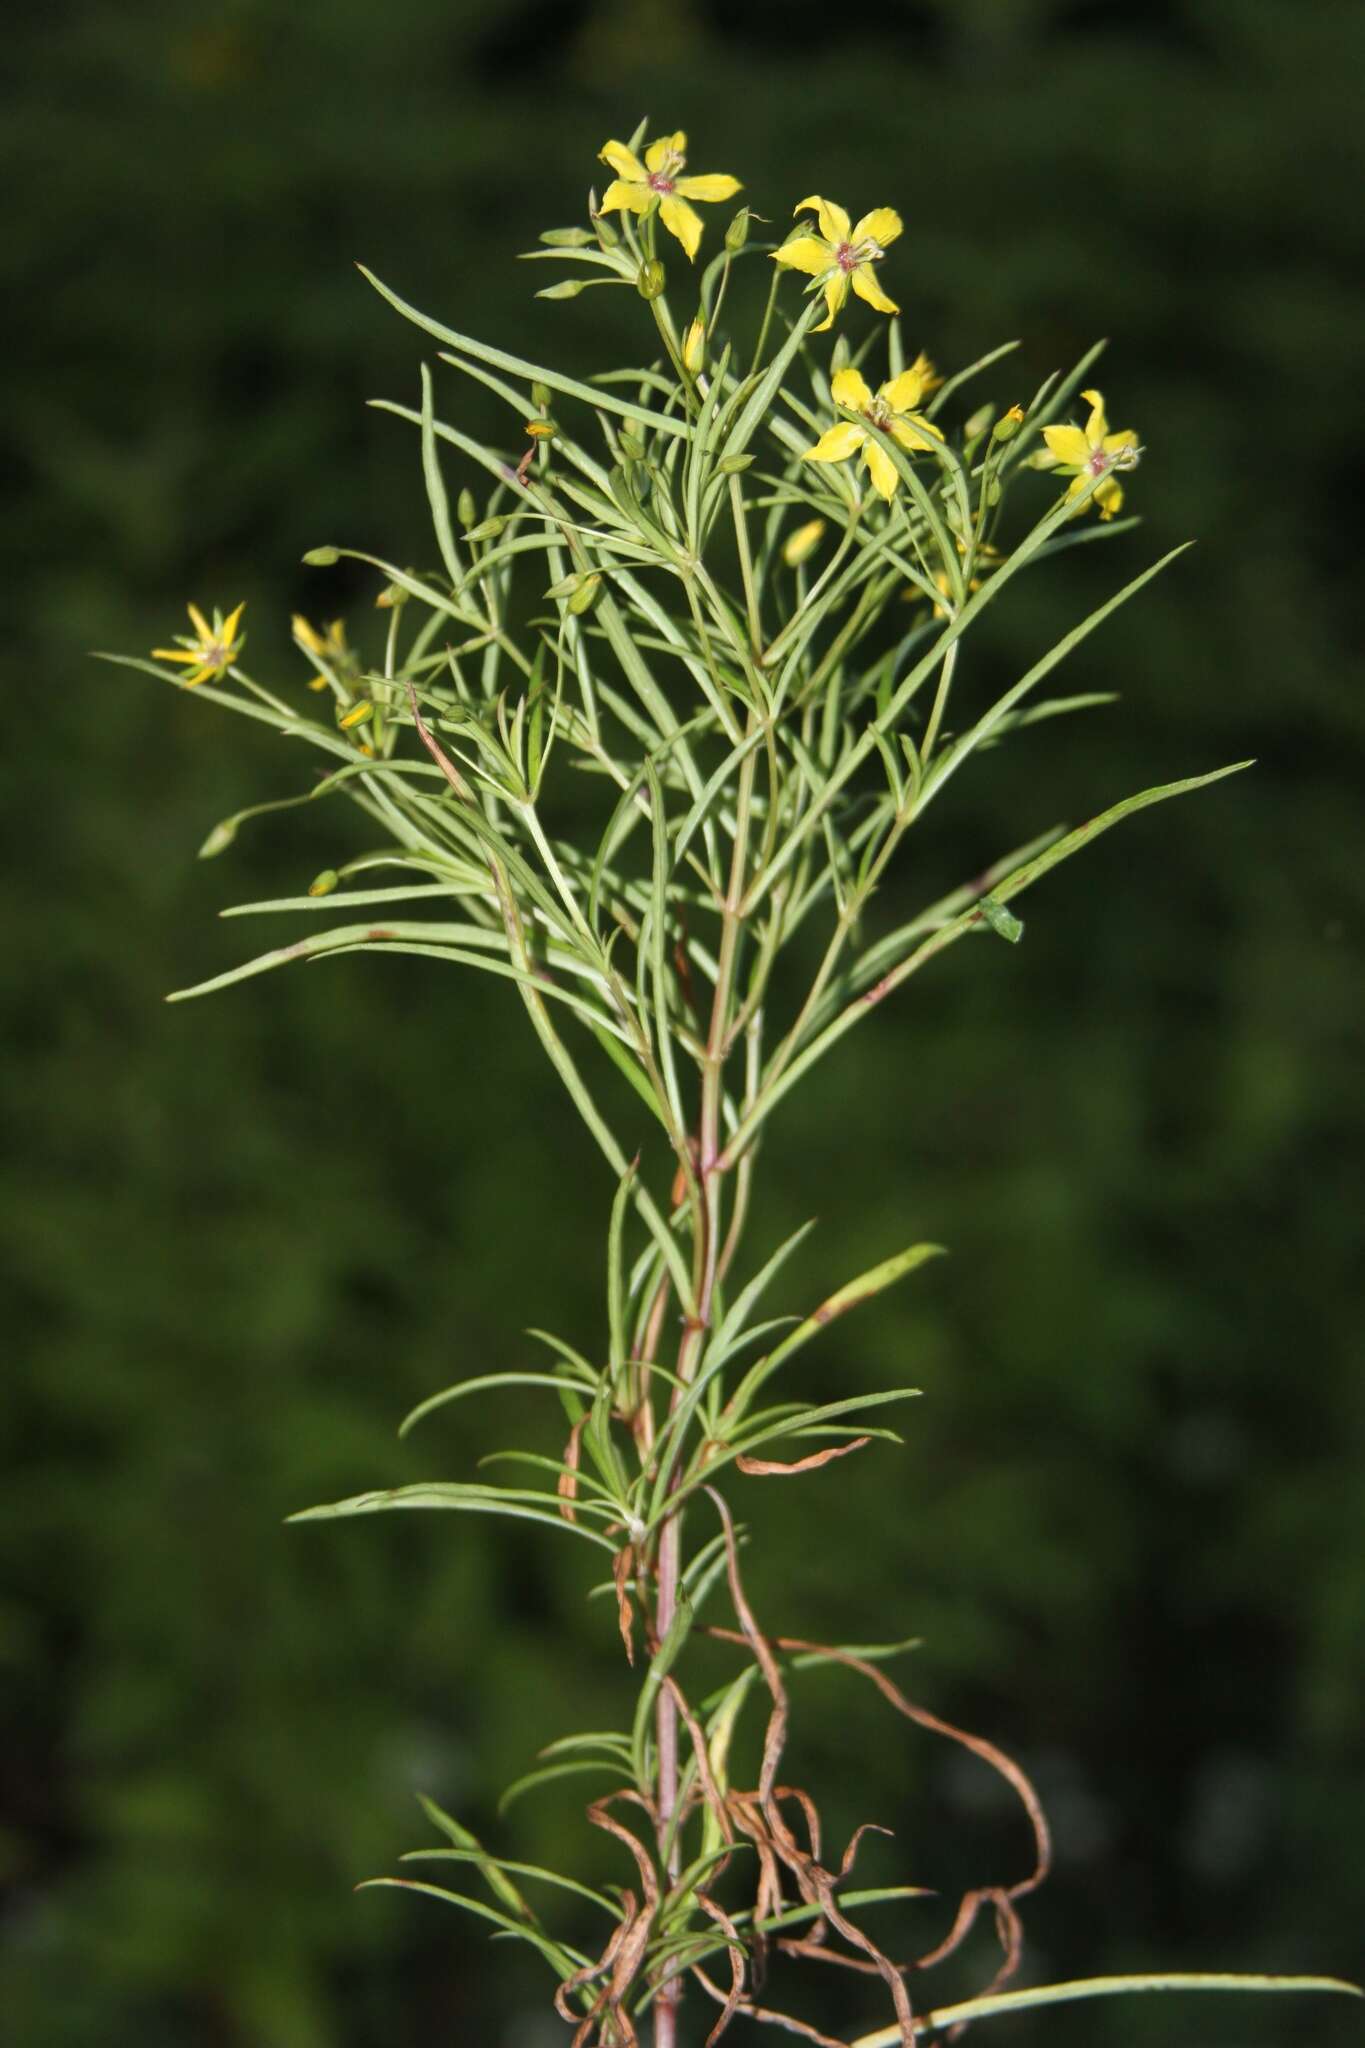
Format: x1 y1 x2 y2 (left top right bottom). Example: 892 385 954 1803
852 1972 1363 2047
607 1157 638 1386
356 1878 585 1979
358 265 688 440
726 1245 946 1423
286 1483 619 1550
398 1372 596 1441
414 1794 534 1921
497 1758 633 1816
401 1845 616 1914
420 361 462 587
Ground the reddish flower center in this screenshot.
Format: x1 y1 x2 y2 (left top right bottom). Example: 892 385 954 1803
836 240 858 273
1087 448 1111 476
648 172 676 194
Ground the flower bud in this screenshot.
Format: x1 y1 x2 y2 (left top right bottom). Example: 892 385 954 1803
724 207 750 254
198 818 238 859
782 517 826 568
568 573 602 616
715 453 754 475
830 335 851 374
339 699 374 729
992 404 1026 443
538 227 594 248
457 489 477 530
536 279 588 301
303 546 339 566
637 258 666 302
308 869 339 898
530 381 552 412
965 403 995 441
681 318 705 374
462 516 506 542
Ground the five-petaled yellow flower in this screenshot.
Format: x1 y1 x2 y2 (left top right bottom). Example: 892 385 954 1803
597 131 741 262
152 602 245 686
773 196 902 331
1040 388 1140 519
804 362 943 501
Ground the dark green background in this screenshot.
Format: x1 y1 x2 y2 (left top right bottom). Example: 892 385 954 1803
4 2 1362 2043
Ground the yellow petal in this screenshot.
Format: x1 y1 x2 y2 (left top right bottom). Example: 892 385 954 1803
772 233 832 277
676 173 741 203
645 131 686 171
1095 476 1125 520
795 194 851 245
888 413 943 452
881 366 930 413
598 177 650 216
600 139 646 181
221 602 246 645
804 421 867 463
152 647 201 664
658 193 703 260
861 437 901 501
850 263 898 315
831 366 874 412
292 614 324 654
851 206 903 250
907 350 942 392
815 270 848 331
1082 388 1108 445
1065 474 1089 499
187 602 212 641
1103 428 1139 455
1042 423 1090 468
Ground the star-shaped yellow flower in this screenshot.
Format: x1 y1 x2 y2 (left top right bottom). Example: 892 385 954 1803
597 130 741 262
773 196 902 331
1040 388 1140 519
151 601 245 686
803 362 943 501
292 614 350 689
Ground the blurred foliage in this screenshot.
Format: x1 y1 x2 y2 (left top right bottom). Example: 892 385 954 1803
2 1 1361 2044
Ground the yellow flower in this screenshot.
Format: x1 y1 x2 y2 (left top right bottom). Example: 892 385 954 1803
772 196 902 331
1039 387 1140 519
597 130 741 262
152 601 245 686
803 362 943 501
292 614 348 690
